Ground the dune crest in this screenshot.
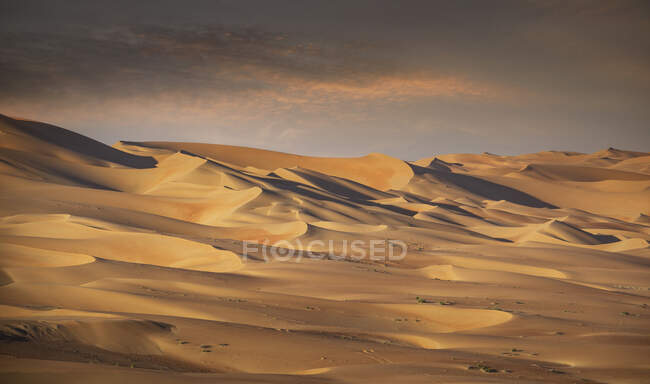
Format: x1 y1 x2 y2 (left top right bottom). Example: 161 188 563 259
125 142 414 191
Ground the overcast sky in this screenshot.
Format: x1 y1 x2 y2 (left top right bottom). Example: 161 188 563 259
1 0 648 158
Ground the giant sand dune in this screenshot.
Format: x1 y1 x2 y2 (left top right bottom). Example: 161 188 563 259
1 114 649 383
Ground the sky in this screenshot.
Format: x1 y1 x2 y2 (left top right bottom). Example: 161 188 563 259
1 0 649 159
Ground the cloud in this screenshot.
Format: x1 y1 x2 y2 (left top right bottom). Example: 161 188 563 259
0 22 503 103
0 22 508 136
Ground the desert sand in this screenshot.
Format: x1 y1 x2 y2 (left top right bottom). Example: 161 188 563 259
0 113 649 383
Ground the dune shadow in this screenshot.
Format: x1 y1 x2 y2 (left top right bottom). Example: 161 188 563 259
592 234 620 244
409 163 556 208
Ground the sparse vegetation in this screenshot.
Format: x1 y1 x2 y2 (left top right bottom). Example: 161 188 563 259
468 363 498 373
480 365 498 373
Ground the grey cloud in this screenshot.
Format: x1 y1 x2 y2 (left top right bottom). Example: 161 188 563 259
0 22 398 101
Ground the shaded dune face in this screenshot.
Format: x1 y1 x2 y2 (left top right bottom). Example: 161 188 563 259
0 115 157 169
0 114 649 384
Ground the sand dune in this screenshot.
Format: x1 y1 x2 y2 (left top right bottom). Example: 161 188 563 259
520 219 618 245
1 115 649 383
0 243 95 268
125 141 414 191
517 163 650 182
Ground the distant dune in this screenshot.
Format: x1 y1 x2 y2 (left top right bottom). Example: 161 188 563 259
1 114 649 384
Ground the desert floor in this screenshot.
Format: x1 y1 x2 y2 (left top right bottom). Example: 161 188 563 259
1 114 649 383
